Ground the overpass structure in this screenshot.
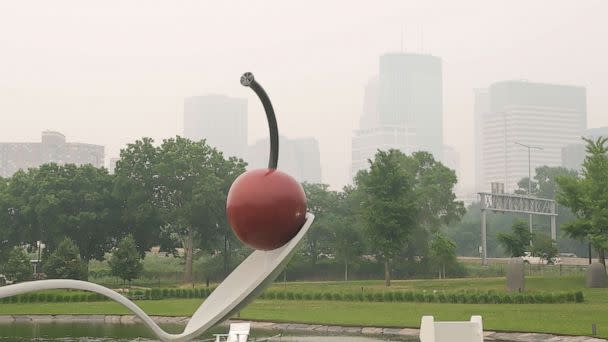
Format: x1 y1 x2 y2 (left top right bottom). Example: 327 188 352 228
478 192 557 265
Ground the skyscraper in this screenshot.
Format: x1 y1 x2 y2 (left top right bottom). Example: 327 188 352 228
183 95 248 159
351 53 444 181
379 53 443 158
0 131 105 177
247 136 322 184
477 80 587 193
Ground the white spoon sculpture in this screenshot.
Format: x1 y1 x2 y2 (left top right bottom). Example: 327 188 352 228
0 73 314 342
0 213 314 342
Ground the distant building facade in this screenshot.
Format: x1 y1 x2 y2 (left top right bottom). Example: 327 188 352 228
351 125 416 180
476 80 587 193
350 53 444 181
561 126 608 171
379 53 443 159
183 95 248 159
0 131 104 177
248 136 321 184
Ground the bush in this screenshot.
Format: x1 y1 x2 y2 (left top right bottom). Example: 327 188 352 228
383 292 394 302
286 292 295 300
322 292 332 301
303 292 313 300
575 291 584 303
295 292 303 300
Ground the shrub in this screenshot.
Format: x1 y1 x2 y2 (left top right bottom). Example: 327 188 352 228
394 291 404 301
575 291 584 303
403 291 414 302
373 292 384 302
295 292 303 300
303 292 313 300
28 294 38 303
276 291 286 300
322 292 332 301
266 291 276 300
38 294 46 302
313 292 323 300
286 292 295 300
47 294 55 302
384 292 394 302
332 293 342 301
414 293 425 302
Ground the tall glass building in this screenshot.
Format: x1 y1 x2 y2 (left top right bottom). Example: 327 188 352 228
379 53 443 159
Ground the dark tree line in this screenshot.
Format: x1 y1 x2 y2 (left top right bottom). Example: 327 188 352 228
1 137 465 286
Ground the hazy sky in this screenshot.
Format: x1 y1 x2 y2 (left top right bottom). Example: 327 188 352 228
1 1 607 191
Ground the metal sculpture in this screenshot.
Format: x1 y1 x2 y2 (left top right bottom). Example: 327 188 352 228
0 73 313 342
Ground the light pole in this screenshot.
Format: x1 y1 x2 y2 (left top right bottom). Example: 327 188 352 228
514 141 543 240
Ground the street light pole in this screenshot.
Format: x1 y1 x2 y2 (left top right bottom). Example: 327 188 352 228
514 142 543 241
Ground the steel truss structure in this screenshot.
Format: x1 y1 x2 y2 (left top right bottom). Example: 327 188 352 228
478 192 557 265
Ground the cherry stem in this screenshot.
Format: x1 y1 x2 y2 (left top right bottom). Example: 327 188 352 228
240 72 279 169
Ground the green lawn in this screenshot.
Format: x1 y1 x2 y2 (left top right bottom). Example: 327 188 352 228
1 276 607 337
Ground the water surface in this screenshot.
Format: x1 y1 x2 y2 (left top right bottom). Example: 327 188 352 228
0 322 416 341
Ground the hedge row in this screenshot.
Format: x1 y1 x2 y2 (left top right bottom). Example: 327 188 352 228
1 288 584 305
258 289 584 304
0 287 216 304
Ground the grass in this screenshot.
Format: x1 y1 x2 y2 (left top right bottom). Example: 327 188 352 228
1 276 607 337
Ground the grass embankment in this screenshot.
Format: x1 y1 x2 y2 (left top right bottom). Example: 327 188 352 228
1 276 606 337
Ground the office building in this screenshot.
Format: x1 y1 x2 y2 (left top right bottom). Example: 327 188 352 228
247 136 322 184
183 95 248 159
477 80 586 193
0 131 104 177
350 53 444 181
561 126 608 171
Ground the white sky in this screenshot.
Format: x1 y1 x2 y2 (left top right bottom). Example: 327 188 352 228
1 1 607 190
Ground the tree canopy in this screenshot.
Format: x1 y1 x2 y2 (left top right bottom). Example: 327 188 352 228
557 137 608 264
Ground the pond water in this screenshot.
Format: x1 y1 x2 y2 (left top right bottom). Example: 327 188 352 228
0 322 417 341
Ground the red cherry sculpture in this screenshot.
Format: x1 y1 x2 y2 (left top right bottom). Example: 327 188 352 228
227 168 307 250
226 72 308 250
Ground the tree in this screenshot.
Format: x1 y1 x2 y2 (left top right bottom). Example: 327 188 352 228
2 247 32 282
531 233 558 264
497 220 533 257
429 232 457 279
330 186 365 281
116 136 246 283
557 137 608 265
3 164 117 261
114 137 164 254
301 183 337 266
356 149 417 286
515 166 584 256
44 237 87 280
109 235 143 286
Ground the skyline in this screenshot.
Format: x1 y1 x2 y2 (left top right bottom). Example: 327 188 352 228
1 1 607 190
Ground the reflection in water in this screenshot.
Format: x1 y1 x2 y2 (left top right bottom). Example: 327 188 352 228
0 322 416 341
